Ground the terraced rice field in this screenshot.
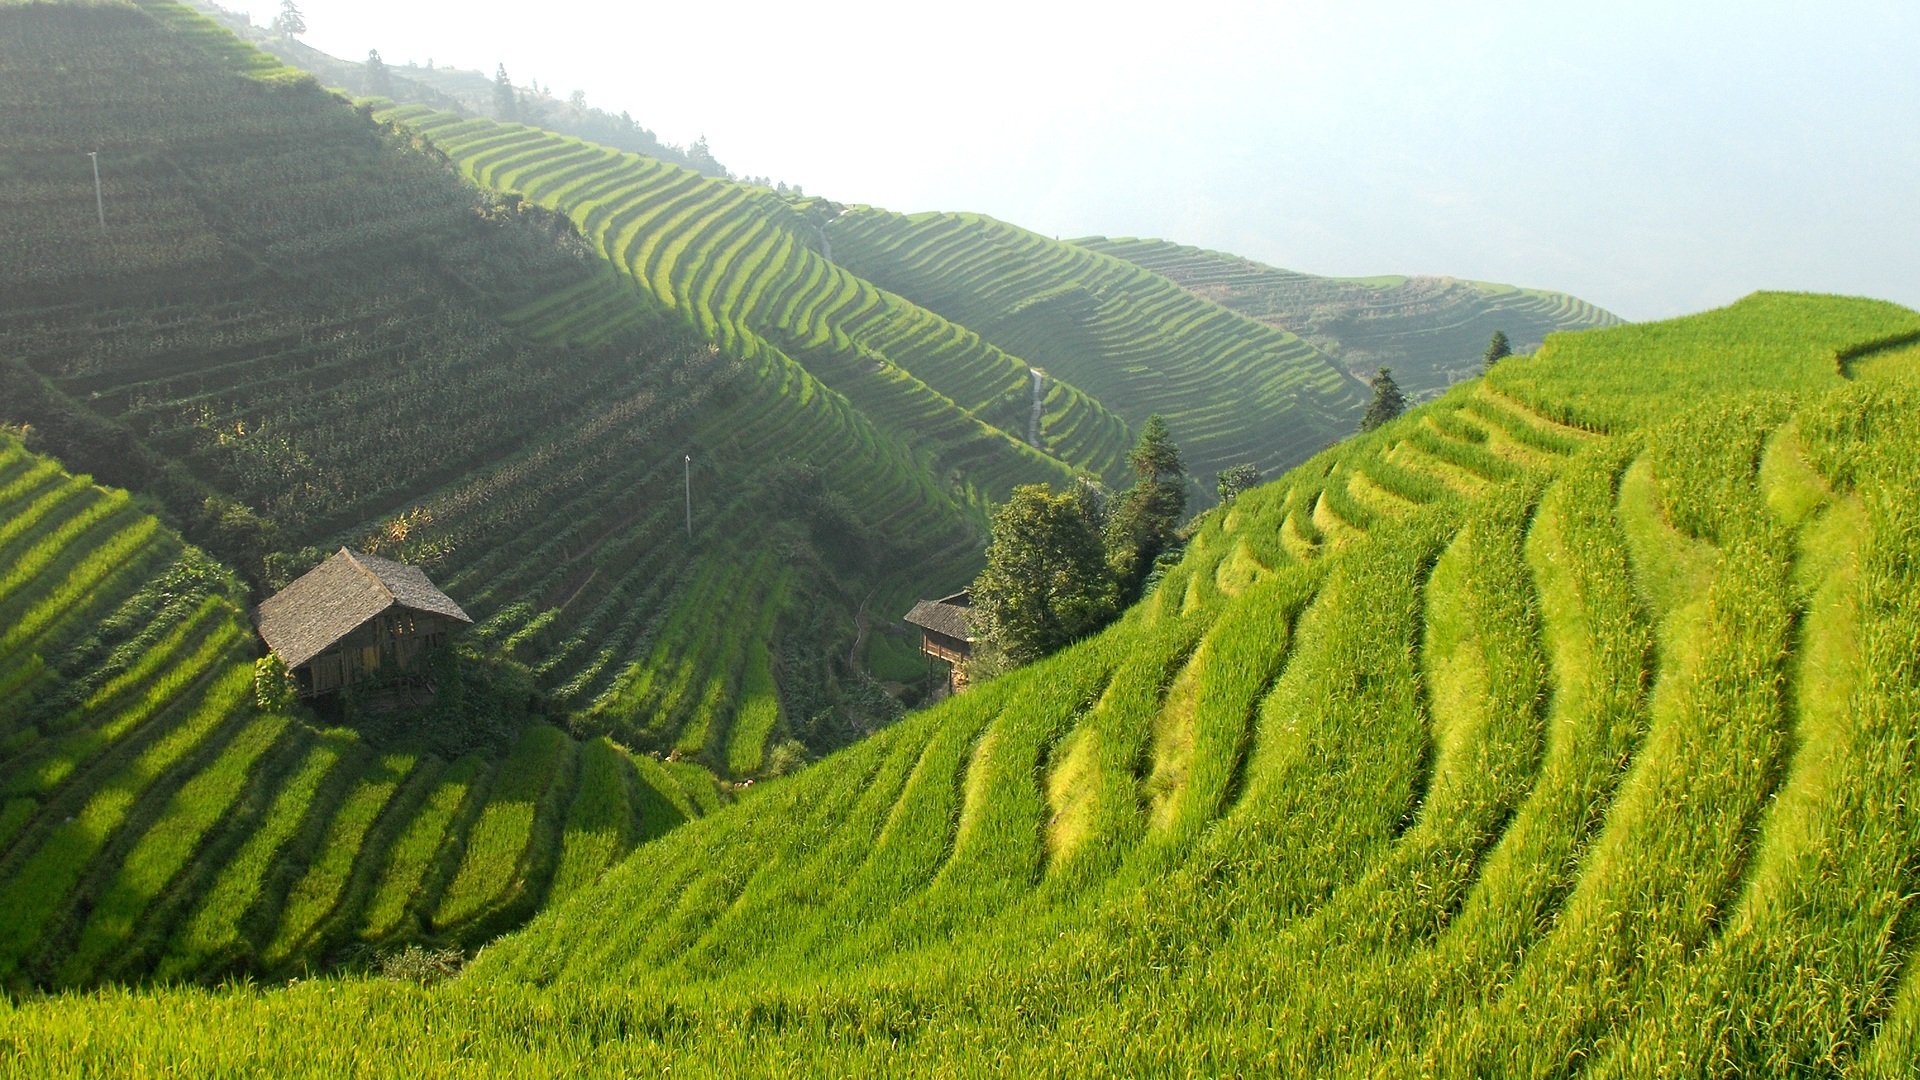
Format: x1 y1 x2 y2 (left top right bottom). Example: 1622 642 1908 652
1080 236 1623 397
828 210 1367 488
0 0 1000 773
12 295 1918 1074
7 2 1920 1070
0 435 705 989
373 104 1116 491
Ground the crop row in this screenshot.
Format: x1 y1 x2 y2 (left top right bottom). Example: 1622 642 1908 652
378 105 1106 494
0 0 1000 772
0 435 704 988
450 298 1918 1070
827 210 1369 488
1078 236 1625 398
3 290 1918 1071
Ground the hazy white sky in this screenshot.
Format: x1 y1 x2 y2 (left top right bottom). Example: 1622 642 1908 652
240 0 1916 320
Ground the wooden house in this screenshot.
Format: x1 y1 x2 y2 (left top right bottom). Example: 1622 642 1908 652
904 590 976 690
255 547 472 697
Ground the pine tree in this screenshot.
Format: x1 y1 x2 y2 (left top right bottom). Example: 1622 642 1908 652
493 63 518 121
1483 329 1512 374
1359 367 1407 432
686 135 725 178
1106 415 1187 597
1125 414 1184 486
272 0 305 38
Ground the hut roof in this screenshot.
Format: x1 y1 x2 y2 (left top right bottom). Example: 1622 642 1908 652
255 547 471 668
903 590 976 642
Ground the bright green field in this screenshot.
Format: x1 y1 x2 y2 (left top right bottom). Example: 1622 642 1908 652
9 294 1919 1074
0 433 703 990
5 0 1920 1071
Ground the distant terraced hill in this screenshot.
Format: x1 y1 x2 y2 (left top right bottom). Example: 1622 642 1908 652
0 0 1047 779
826 210 1367 489
1079 236 1624 398
370 105 1135 485
0 434 714 990
15 293 1919 1073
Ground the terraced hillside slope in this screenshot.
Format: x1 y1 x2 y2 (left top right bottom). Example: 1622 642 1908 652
1080 236 1624 398
826 209 1368 489
0 434 712 990
370 105 1136 485
0 0 1043 776
12 294 1920 1075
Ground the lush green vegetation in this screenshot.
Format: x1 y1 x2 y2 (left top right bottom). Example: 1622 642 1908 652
370 103 1122 493
10 292 1919 1072
0 0 1006 776
0 433 700 989
1079 236 1623 397
827 209 1366 488
6 2 1920 1071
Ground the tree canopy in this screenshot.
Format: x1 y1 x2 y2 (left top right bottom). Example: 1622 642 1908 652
971 484 1118 666
968 419 1193 674
1106 415 1187 597
1215 463 1260 504
686 135 725 178
1359 367 1407 433
365 49 390 96
492 63 517 121
1125 413 1183 486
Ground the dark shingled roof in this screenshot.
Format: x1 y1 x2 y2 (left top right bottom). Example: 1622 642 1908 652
255 548 472 668
903 590 975 642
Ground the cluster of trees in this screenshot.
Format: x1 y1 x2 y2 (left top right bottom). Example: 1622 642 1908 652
970 330 1519 667
483 64 727 179
735 175 805 197
493 63 518 122
970 417 1253 671
365 49 390 96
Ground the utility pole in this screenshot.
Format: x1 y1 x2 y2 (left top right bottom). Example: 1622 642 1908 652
684 454 692 540
87 151 105 232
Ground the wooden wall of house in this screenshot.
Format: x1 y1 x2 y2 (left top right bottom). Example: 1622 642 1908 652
293 607 461 696
919 630 970 666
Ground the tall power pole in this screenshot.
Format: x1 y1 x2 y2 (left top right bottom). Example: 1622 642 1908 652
87 151 105 231
684 454 692 539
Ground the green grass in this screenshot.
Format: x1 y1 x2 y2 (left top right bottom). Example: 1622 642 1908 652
0 431 712 989
5 1 1920 1069
430 725 569 930
53 713 287 984
9 293 1918 1072
155 731 349 981
546 738 639 904
830 211 1365 487
263 751 420 967
358 755 485 941
1 0 1013 783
